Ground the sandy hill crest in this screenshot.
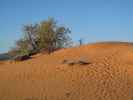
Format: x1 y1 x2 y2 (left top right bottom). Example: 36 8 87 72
0 42 133 100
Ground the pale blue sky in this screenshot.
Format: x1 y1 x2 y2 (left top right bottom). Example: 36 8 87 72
0 0 133 53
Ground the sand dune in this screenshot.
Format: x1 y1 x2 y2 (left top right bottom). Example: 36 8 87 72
0 42 133 100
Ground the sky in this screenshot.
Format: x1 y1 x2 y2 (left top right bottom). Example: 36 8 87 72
0 0 133 53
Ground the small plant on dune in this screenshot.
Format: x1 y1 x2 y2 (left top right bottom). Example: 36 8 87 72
62 57 90 66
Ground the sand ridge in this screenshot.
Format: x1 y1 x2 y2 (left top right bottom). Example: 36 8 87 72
0 42 133 100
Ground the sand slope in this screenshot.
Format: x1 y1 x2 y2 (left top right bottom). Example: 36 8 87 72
0 42 133 100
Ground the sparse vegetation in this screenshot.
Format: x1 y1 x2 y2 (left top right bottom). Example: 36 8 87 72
10 18 72 57
62 57 90 66
37 18 72 54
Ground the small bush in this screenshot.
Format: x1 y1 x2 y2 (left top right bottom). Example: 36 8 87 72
62 57 90 66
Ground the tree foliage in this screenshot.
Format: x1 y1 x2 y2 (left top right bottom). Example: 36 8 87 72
23 24 39 50
37 18 71 53
11 18 72 56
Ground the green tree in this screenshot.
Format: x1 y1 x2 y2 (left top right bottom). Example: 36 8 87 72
23 24 39 51
13 24 39 56
11 17 72 56
38 18 71 53
15 38 30 55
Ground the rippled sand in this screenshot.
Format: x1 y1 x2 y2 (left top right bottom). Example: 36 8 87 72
0 42 133 100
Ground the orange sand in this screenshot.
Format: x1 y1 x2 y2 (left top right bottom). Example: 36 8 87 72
0 42 133 100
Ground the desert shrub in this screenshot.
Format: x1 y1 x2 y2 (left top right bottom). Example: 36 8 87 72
15 39 31 55
10 17 72 57
62 57 90 66
37 18 72 54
